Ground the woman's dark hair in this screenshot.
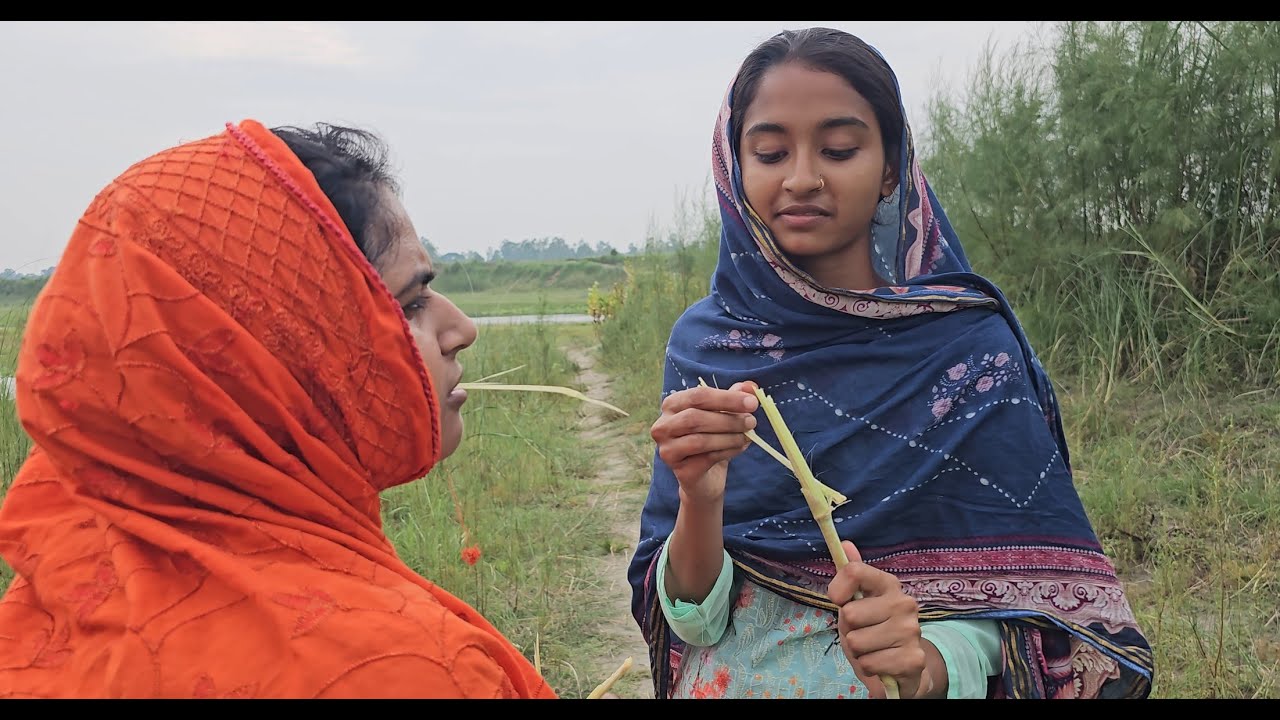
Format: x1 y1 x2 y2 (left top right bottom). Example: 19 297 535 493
270 123 401 267
729 27 904 163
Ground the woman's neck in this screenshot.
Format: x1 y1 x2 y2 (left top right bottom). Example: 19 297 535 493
793 236 885 291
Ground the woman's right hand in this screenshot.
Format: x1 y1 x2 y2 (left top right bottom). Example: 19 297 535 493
650 382 760 504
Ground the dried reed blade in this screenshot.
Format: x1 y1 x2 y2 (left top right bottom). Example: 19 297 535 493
458 382 629 417
587 656 633 699
471 364 527 383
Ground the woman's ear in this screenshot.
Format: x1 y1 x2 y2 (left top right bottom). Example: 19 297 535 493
881 162 900 201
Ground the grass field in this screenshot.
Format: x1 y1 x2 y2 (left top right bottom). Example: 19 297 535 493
448 287 588 318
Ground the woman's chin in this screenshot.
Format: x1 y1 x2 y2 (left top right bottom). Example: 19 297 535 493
437 416 464 461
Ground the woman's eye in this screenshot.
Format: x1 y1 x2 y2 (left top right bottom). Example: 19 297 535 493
404 294 429 316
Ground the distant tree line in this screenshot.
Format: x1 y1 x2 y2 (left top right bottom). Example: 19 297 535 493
422 236 631 264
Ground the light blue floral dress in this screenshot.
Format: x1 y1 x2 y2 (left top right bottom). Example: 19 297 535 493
657 544 1002 699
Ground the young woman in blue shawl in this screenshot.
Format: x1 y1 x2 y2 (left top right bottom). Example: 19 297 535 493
627 27 1154 700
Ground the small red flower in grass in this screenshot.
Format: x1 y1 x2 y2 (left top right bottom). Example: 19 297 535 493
461 545 482 566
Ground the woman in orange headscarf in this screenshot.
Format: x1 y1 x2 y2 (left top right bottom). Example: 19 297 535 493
0 120 556 699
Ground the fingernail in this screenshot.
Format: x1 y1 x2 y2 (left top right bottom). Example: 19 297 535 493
745 415 757 430
742 396 757 411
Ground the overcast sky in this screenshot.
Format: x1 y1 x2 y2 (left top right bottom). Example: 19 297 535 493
0 20 1048 272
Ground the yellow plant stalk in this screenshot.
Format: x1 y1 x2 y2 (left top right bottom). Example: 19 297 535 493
752 388 849 565
470 364 527 384
751 386 902 700
587 656 633 699
457 382 629 417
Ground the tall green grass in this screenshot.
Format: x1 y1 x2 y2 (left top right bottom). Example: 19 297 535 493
0 301 30 593
923 20 1280 390
0 387 26 593
0 301 30 377
1056 380 1278 698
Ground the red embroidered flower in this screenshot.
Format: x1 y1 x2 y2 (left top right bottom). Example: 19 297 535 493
192 675 217 699
60 560 118 623
271 587 338 637
194 673 258 699
183 404 232 452
689 666 732 699
187 329 245 378
88 237 117 257
461 545 482 566
713 666 731 694
76 465 127 501
32 337 86 391
29 626 73 669
11 543 40 579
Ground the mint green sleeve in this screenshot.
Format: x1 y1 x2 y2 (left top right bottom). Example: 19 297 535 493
654 540 735 647
920 618 1003 699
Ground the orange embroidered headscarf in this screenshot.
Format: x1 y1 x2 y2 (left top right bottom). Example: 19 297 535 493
0 120 555 699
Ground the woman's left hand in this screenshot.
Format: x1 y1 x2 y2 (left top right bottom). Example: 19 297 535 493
826 540 939 699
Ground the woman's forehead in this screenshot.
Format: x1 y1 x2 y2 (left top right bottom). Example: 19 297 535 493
372 192 431 277
743 64 876 128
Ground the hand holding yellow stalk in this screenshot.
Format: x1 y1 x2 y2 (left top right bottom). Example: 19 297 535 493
700 378 901 699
